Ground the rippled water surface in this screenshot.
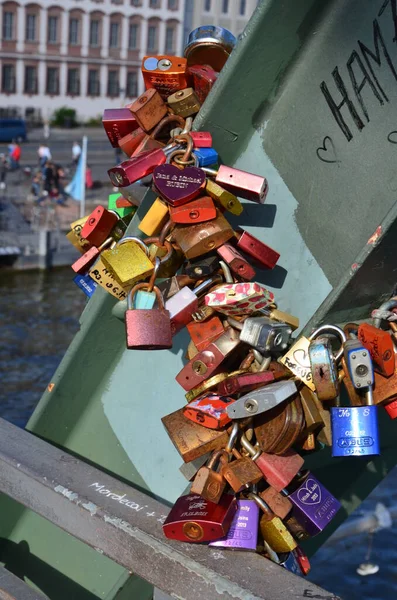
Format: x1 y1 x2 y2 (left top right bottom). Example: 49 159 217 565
0 268 396 599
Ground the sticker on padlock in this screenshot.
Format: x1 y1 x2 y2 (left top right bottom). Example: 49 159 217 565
217 243 256 281
209 499 259 550
102 108 139 148
190 449 229 503
125 283 172 350
73 273 98 298
88 257 129 301
142 55 190 99
235 229 280 269
101 236 154 287
226 381 298 420
240 316 292 353
169 196 217 224
184 25 236 71
167 87 201 117
358 322 395 378
80 206 118 248
127 88 168 132
203 165 268 203
205 282 274 317
183 392 234 429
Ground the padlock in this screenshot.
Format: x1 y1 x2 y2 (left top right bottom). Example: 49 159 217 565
169 196 216 224
167 87 201 117
280 324 346 393
206 179 243 216
161 407 230 462
203 165 268 203
162 493 237 543
153 163 206 208
240 317 292 353
80 206 118 248
127 88 167 132
193 147 219 167
184 25 236 71
118 127 147 157
131 114 185 158
190 449 229 503
254 395 305 455
282 471 341 536
108 192 136 219
179 453 211 481
240 435 304 492
209 499 259 550
176 327 241 391
184 372 236 403
183 392 234 429
217 370 277 396
235 229 280 269
384 398 397 418
277 551 305 575
72 237 114 275
293 546 311 576
173 209 234 259
226 381 298 420
125 283 172 350
250 493 297 553
331 393 380 457
117 182 149 208
191 304 217 322
187 64 218 104
259 307 300 332
73 273 97 298
284 513 311 542
108 148 167 188
186 316 224 352
102 107 139 148
205 282 274 317
142 55 190 99
101 236 154 287
190 131 213 148
217 243 256 281
184 255 220 279
308 336 341 401
68 215 91 253
157 274 196 301
299 387 326 436
358 322 395 377
88 257 129 301
221 453 263 493
138 197 169 237
259 487 293 521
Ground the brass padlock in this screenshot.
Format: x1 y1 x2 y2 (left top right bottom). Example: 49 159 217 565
172 209 234 259
251 493 297 553
88 256 129 301
190 449 229 504
167 87 201 117
101 236 154 287
205 179 243 216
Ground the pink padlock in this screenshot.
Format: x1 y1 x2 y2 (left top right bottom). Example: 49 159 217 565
203 165 268 203
205 282 274 317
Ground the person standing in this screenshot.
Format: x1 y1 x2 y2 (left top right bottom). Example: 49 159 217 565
38 144 51 174
10 142 21 170
72 141 82 166
0 154 8 190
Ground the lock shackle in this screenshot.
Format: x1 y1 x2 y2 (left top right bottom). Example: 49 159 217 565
225 422 239 453
172 133 194 166
167 148 199 168
240 434 261 461
308 325 346 362
118 236 150 256
150 114 185 141
127 282 165 311
206 449 229 470
373 297 397 327
147 257 161 293
343 322 359 339
202 167 218 177
182 116 193 134
144 237 173 265
193 274 223 297
159 219 173 245
249 492 273 517
219 260 234 283
98 236 115 252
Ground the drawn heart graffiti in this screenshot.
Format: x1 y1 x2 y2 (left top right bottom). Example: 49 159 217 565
293 348 311 369
297 478 322 506
316 136 340 164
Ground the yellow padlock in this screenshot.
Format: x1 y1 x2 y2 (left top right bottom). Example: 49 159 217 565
67 215 91 253
100 236 154 287
206 179 243 216
88 257 130 301
138 197 170 237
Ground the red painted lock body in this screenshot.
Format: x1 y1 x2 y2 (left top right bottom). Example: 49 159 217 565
116 196 134 208
118 128 147 157
176 328 240 391
81 206 118 247
102 108 140 148
358 323 395 377
217 370 276 396
217 243 256 280
294 547 311 576
126 285 172 350
187 64 218 104
169 196 216 224
236 230 280 269
190 131 213 148
187 316 224 352
214 165 268 203
183 392 234 429
249 447 304 492
384 397 397 418
163 493 237 542
72 246 101 274
108 149 166 187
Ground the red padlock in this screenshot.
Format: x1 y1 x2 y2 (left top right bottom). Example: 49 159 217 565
217 370 276 396
384 397 397 418
236 229 280 269
204 165 268 203
190 131 213 148
187 64 218 104
102 108 140 148
217 243 256 280
116 196 134 208
80 206 118 247
183 392 234 429
169 196 216 224
118 128 147 157
187 316 225 352
108 149 167 188
358 322 395 377
163 493 237 542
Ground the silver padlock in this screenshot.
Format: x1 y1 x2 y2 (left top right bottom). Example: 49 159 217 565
344 339 374 390
226 380 297 419
240 317 292 353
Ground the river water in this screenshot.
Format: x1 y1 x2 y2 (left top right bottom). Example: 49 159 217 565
0 268 396 599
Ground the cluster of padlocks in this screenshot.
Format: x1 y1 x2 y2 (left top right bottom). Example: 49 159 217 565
66 25 397 577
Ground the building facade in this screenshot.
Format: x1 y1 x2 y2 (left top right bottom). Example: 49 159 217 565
0 0 185 121
189 0 258 39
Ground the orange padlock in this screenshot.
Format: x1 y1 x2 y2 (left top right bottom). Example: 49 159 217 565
142 55 191 99
186 316 225 352
358 322 395 377
169 196 216 224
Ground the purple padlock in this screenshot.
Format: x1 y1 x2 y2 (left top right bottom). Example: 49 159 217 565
282 471 341 537
209 499 259 550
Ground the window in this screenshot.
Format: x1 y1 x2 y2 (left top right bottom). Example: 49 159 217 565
204 0 211 12
128 23 138 49
109 22 119 47
69 18 79 45
24 66 37 94
149 0 159 7
46 67 59 94
25 14 36 41
107 70 119 96
89 20 99 46
87 69 100 95
3 12 14 40
47 16 58 43
222 0 229 13
165 27 174 53
130 0 142 5
2 65 15 93
147 25 156 51
168 0 177 8
240 0 246 15
67 68 80 94
126 71 138 97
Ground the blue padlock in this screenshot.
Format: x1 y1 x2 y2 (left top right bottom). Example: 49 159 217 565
73 273 98 298
331 339 380 457
193 147 219 167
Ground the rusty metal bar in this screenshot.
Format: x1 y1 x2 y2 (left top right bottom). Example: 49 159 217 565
0 566 48 600
0 419 339 600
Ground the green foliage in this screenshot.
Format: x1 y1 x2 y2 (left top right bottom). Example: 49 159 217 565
50 107 78 128
85 116 102 127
